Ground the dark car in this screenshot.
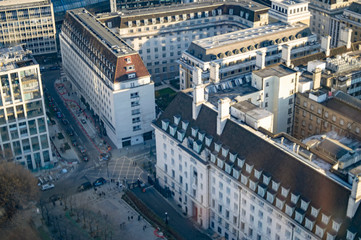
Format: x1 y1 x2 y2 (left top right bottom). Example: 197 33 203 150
93 177 106 187
62 119 69 125
66 128 74 136
77 182 92 192
82 153 89 162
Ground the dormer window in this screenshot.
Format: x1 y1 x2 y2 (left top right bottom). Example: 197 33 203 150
257 185 265 197
305 218 314 231
241 174 248 185
272 181 279 191
177 130 185 142
332 220 340 232
285 205 294 217
221 147 229 157
214 142 221 152
311 207 319 218
237 157 245 168
229 152 237 162
290 193 299 204
198 131 205 142
125 65 135 72
275 198 284 210
300 199 309 211
173 115 181 125
346 230 356 240
281 187 289 198
210 153 216 163
232 169 239 179
181 120 189 131
169 124 176 136
245 163 253 173
249 180 256 191
191 127 198 138
217 158 224 169
193 140 202 153
263 175 270 185
321 214 330 225
326 232 336 240
162 119 169 131
295 211 304 224
315 225 325 238
225 163 231 174
205 135 213 147
254 169 261 179
128 73 136 79
266 192 274 203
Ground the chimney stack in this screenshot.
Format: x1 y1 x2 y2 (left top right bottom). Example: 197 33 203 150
281 44 291 67
321 35 331 57
339 28 353 49
347 175 361 218
192 67 205 120
312 68 322 90
256 50 266 70
217 98 231 135
210 62 220 83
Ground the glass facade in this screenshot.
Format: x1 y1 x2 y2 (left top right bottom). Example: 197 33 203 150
0 62 51 170
0 1 57 55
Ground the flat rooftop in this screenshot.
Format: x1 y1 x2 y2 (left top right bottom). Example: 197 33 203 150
108 0 268 17
70 8 135 57
233 101 273 120
323 93 361 122
0 0 48 7
207 81 260 106
193 22 306 50
0 45 35 72
253 64 297 78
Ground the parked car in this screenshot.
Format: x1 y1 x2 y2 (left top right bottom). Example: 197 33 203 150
78 145 86 153
66 128 74 136
62 119 69 125
41 183 55 191
56 111 62 118
49 194 62 202
81 119 86 124
82 153 89 162
77 182 92 192
93 177 106 187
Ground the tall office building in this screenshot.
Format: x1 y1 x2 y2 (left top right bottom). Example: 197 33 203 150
60 8 155 148
0 0 57 55
0 45 52 170
99 1 269 83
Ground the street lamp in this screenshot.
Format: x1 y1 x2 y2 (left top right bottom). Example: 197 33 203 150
165 212 168 225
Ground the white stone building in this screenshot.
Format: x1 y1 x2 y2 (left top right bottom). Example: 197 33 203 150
0 0 57 55
60 9 155 148
0 45 52 169
98 1 269 83
252 65 299 134
153 87 361 240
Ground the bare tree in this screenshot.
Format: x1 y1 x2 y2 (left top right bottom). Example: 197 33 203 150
0 162 39 225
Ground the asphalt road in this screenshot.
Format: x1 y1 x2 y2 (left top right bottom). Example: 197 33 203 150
132 187 211 240
40 70 101 200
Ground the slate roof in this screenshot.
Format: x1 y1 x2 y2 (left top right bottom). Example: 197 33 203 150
155 91 361 239
62 9 149 83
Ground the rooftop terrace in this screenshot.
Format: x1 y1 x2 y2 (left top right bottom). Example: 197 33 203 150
0 45 35 72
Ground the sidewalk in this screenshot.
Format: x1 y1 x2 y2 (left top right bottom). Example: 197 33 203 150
132 187 211 240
